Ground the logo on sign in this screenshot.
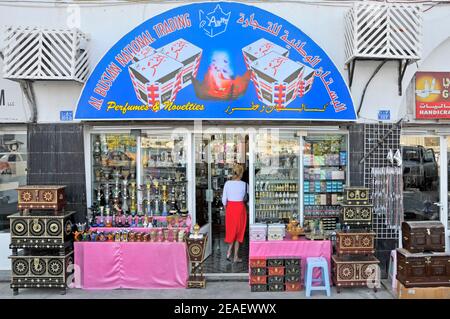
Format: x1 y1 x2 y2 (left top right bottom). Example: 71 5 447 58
60 111 73 121
199 5 231 38
378 110 391 121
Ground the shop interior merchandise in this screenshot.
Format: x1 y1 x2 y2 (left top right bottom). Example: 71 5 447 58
85 133 191 243
254 133 347 236
196 133 249 273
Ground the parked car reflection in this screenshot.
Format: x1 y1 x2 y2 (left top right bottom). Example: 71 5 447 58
402 145 439 221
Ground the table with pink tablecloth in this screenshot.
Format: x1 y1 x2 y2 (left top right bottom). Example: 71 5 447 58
250 238 332 283
74 242 188 289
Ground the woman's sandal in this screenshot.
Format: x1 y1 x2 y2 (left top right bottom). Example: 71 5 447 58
226 252 232 262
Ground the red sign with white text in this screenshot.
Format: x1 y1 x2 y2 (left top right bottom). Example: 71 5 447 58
415 72 450 119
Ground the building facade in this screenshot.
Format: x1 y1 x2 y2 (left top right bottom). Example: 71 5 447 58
1 0 450 277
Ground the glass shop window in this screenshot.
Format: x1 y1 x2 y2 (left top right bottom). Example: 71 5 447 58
401 136 440 221
0 133 28 231
90 133 137 211
140 133 189 217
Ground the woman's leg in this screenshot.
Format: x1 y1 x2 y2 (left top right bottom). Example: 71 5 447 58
233 241 242 262
227 243 233 260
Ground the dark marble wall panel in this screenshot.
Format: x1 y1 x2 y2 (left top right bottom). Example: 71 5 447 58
27 124 87 223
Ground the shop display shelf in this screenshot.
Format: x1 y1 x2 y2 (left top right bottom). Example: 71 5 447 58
304 165 344 168
304 215 339 219
303 191 343 194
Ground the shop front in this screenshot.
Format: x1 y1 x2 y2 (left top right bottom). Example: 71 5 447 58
400 71 450 248
73 1 357 287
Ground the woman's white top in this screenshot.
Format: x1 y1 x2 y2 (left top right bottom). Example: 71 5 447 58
222 180 248 206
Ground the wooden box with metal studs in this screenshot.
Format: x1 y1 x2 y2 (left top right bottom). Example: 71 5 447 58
336 231 375 256
186 227 208 289
340 205 373 226
396 248 450 288
332 255 380 293
10 248 74 295
343 187 370 205
8 211 75 250
17 185 66 213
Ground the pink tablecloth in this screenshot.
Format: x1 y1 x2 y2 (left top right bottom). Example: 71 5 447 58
74 242 188 289
250 239 332 284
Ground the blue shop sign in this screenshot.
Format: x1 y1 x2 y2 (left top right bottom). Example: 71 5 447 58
378 110 391 121
60 111 73 121
75 2 356 121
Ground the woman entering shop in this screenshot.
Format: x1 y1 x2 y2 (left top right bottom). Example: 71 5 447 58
222 164 248 263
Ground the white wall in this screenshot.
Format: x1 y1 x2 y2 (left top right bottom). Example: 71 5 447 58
0 1 448 124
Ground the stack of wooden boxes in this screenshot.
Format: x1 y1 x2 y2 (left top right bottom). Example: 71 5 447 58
396 221 450 298
249 257 302 292
332 187 380 293
8 185 75 295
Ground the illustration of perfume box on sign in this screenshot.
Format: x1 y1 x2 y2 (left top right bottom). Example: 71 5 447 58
250 52 303 109
242 38 289 69
128 52 184 107
158 39 202 89
298 64 315 97
132 46 156 62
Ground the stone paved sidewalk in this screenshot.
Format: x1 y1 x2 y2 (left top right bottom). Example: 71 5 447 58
0 281 394 299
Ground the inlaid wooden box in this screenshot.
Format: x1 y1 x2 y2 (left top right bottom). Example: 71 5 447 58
8 211 75 250
341 205 372 226
285 266 301 275
250 267 266 276
285 274 301 283
268 266 284 276
396 248 450 288
285 282 302 291
402 221 445 253
268 283 285 292
250 275 267 285
332 255 380 293
250 284 267 292
10 248 73 294
336 231 375 256
267 276 284 284
343 187 369 205
284 258 301 268
267 258 284 267
249 258 266 268
17 185 66 212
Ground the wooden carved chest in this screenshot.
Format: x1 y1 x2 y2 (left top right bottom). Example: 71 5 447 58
8 211 75 250
341 205 372 226
17 185 66 212
336 231 375 256
402 221 445 253
343 187 369 205
396 248 450 288
10 249 74 291
332 255 380 293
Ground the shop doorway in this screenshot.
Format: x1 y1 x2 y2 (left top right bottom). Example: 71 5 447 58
194 133 249 274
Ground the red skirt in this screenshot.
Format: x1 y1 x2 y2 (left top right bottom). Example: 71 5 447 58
225 201 247 244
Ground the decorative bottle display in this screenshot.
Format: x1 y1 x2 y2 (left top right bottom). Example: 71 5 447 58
141 135 189 219
145 181 152 216
162 184 168 216
254 132 300 224
302 135 347 231
90 133 189 228
122 179 128 214
130 181 137 216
